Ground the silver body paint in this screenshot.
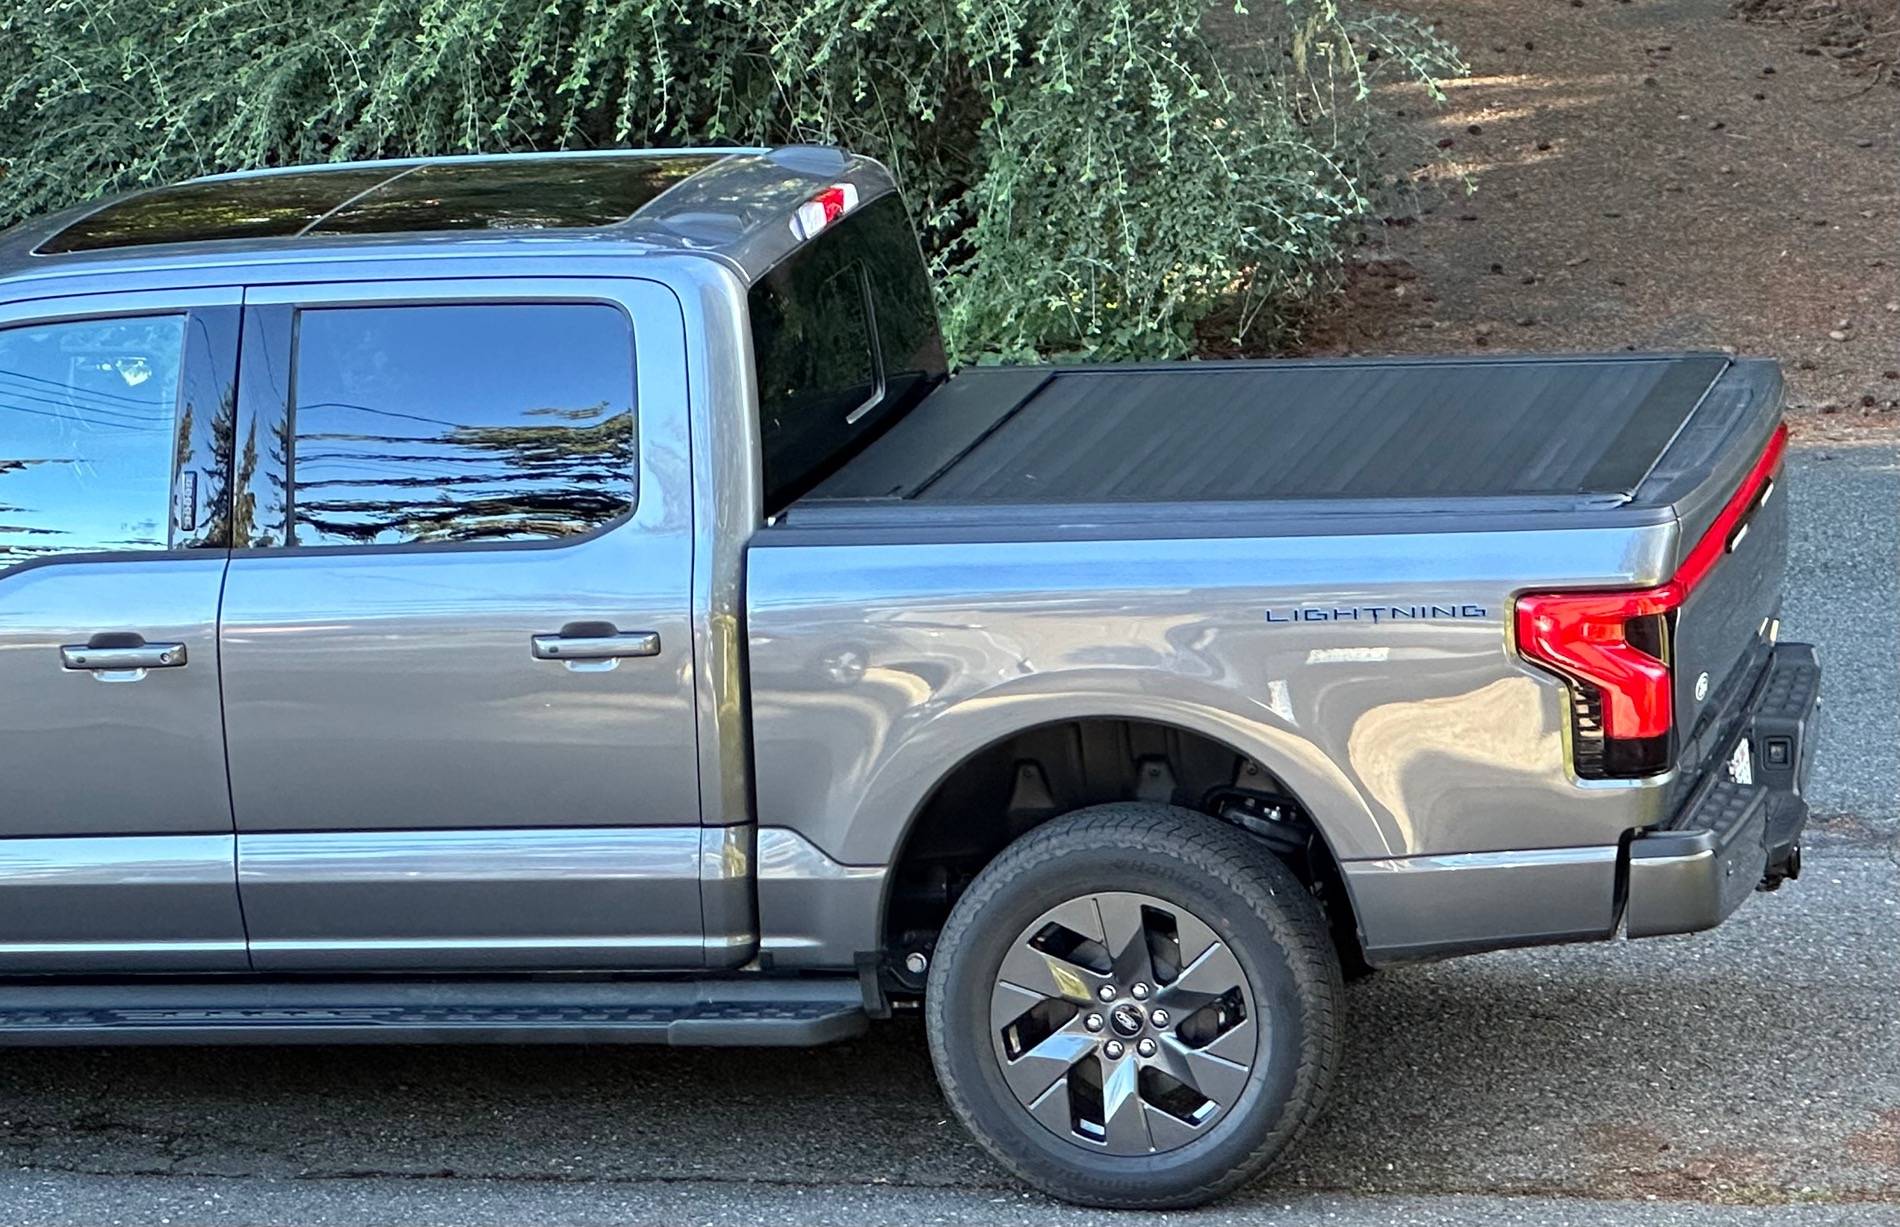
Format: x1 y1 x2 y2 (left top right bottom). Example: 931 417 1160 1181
746 511 1709 963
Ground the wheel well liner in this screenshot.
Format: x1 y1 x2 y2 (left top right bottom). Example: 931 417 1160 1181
878 716 1364 970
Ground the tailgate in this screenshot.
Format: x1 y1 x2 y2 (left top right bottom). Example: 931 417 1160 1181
1643 360 1790 787
1670 427 1789 783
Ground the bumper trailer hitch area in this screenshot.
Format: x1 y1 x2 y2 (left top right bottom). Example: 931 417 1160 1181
1624 642 1820 939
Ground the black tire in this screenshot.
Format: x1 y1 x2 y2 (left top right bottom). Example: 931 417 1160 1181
924 803 1343 1209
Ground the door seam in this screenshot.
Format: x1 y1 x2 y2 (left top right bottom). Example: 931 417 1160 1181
219 292 257 970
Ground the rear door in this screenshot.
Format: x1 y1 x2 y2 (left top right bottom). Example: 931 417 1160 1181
220 278 704 971
0 289 245 970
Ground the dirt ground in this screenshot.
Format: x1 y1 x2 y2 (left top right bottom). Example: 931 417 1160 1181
1738 0 1899 84
1303 0 1900 429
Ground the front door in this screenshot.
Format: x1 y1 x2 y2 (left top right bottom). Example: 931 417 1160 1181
0 290 244 971
218 279 705 971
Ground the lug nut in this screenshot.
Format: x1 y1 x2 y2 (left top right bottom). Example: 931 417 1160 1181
1097 985 1117 1003
1150 1008 1169 1027
1084 1013 1104 1033
1131 982 1150 1000
1136 1037 1157 1058
1103 1040 1125 1059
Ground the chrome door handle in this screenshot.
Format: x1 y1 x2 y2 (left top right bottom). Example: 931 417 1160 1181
531 630 661 661
61 642 187 670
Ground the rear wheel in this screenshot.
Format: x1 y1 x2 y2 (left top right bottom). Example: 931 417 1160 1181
924 803 1342 1209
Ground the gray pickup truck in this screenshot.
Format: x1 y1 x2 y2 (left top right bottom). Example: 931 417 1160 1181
0 146 1820 1208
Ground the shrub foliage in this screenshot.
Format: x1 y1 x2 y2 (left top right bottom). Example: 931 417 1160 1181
0 1 1457 361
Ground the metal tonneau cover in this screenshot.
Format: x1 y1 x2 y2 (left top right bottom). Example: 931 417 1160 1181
806 354 1779 529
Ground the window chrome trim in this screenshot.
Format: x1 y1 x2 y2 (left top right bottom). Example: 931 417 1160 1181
0 286 244 329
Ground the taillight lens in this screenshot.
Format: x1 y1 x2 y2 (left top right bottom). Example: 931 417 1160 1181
1514 422 1787 779
1516 585 1679 741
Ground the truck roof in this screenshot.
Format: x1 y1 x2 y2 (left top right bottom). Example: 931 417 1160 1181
0 146 896 294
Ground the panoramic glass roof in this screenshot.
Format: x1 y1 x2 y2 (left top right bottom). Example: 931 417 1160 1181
38 153 727 255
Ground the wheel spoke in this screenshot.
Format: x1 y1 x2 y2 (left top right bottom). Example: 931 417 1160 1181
1094 893 1156 989
1099 1053 1154 1155
1142 1102 1205 1150
1025 1071 1078 1137
989 979 1046 1035
1038 895 1110 945
1154 936 1243 1014
1153 1030 1253 1106
1199 1011 1259 1067
997 940 1106 1007
998 1015 1097 1105
1167 907 1222 980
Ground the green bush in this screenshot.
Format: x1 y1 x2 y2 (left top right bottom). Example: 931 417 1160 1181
0 1 1458 362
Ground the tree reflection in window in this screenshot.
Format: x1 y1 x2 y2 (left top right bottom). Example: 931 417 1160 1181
289 304 636 546
0 315 184 567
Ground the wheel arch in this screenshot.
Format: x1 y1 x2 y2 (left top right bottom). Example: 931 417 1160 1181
869 696 1381 978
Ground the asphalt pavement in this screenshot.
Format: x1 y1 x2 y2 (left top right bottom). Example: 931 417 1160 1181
0 439 1892 1226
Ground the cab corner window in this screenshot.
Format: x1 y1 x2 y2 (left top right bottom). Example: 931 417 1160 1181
287 303 637 547
0 314 187 569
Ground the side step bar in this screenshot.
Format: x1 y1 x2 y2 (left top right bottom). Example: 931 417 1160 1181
0 978 868 1047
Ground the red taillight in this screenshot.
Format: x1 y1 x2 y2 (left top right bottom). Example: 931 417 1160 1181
1516 586 1678 740
1514 423 1787 771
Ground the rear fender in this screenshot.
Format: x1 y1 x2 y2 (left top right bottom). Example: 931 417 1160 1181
820 669 1385 868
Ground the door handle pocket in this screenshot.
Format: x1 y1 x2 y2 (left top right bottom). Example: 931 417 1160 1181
531 627 661 661
60 638 188 673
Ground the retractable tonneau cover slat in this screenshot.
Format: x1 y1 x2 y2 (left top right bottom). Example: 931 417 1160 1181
811 353 1734 506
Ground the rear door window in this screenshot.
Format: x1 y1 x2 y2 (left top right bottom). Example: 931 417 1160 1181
0 315 186 567
286 303 636 547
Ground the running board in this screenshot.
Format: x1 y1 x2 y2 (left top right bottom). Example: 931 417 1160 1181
0 978 868 1047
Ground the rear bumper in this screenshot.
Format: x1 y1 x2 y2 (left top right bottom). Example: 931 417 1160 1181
1624 642 1821 939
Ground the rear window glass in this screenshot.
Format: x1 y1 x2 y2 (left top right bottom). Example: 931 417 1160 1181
288 304 636 546
0 315 186 566
750 261 880 506
748 193 946 513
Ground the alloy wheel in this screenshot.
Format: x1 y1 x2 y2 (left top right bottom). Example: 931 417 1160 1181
988 890 1258 1155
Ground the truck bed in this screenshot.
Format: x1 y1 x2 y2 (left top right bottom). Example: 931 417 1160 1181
805 353 1766 513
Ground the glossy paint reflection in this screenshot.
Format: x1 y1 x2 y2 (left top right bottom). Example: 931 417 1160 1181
747 521 1681 867
0 556 234 839
0 835 245 972
238 827 704 971
219 278 699 844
